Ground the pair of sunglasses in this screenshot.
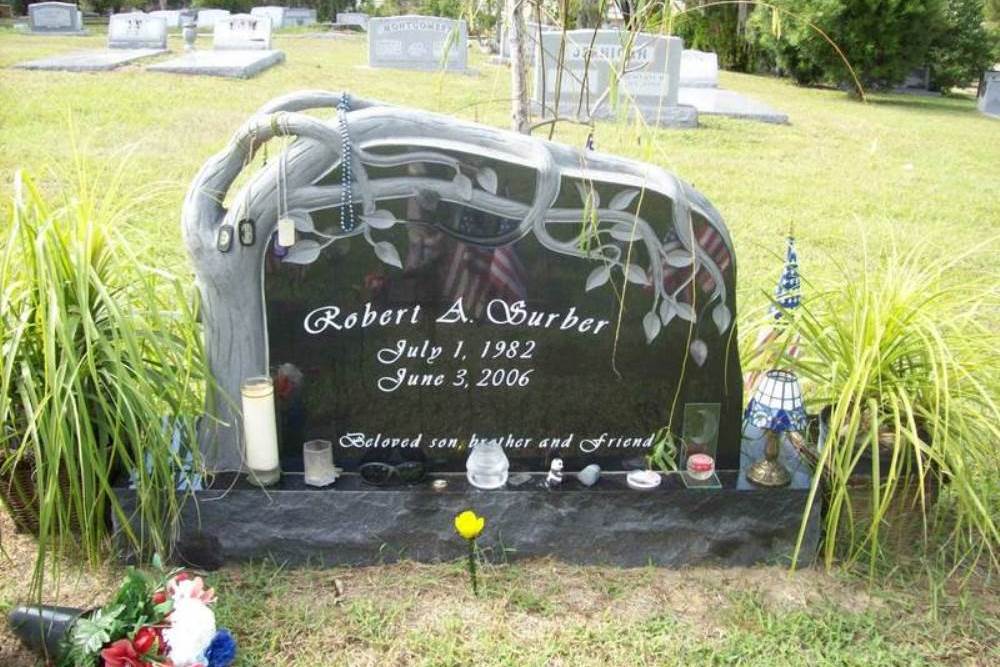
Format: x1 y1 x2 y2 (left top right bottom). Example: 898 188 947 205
359 461 426 486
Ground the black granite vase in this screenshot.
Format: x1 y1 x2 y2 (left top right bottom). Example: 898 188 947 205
8 604 88 662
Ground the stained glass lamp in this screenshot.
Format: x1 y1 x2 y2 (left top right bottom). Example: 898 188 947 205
745 370 807 487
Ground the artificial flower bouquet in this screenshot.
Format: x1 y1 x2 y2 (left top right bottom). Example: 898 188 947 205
58 567 237 667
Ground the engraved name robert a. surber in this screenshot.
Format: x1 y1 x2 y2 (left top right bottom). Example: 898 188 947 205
303 298 611 336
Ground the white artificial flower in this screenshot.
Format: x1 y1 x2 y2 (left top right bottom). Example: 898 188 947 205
163 597 217 667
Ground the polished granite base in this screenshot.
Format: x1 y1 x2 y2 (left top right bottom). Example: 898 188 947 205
114 469 819 569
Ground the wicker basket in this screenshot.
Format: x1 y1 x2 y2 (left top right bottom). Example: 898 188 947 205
0 451 73 535
1 451 42 534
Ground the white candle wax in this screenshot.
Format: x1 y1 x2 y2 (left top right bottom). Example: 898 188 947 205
241 376 279 472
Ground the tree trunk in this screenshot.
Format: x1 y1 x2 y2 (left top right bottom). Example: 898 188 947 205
507 0 530 134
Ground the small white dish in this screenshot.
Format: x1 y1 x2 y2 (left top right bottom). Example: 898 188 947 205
626 469 662 491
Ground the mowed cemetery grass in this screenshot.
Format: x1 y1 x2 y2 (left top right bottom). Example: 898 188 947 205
1 27 999 667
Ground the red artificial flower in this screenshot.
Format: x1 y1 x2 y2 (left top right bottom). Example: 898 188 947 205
100 639 151 667
133 626 160 656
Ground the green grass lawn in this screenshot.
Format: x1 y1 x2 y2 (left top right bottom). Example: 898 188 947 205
1 27 999 667
2 28 998 299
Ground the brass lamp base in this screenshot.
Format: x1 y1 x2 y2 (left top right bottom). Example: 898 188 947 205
747 430 792 488
746 458 791 487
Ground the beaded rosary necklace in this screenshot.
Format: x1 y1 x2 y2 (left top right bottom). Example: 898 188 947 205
337 92 355 232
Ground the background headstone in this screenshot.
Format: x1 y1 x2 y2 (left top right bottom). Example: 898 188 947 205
283 7 316 26
250 6 285 30
27 2 84 34
149 9 187 30
148 13 283 77
493 20 546 65
108 12 167 50
335 12 368 31
368 15 468 71
214 14 272 51
680 49 719 88
532 29 693 127
196 8 229 31
897 66 932 93
977 71 1000 117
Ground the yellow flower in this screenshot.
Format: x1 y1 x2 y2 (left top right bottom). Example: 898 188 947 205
454 510 485 540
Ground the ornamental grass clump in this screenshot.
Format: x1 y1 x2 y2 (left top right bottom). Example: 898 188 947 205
0 166 208 592
761 237 1000 577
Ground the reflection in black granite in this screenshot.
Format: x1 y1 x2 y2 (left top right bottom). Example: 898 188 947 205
265 175 742 473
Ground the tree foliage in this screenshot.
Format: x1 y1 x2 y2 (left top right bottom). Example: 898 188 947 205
750 0 948 90
928 0 1000 91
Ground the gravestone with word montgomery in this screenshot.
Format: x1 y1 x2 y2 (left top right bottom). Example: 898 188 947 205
113 90 817 569
148 13 283 78
368 15 468 72
16 11 167 71
532 29 696 127
27 2 85 34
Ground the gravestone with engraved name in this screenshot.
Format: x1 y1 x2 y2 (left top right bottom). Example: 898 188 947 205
214 13 272 49
108 12 167 49
180 93 742 476
532 29 695 127
111 90 821 570
27 2 85 34
148 13 283 77
368 15 468 71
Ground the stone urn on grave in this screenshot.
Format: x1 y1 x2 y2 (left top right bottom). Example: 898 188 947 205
182 18 196 51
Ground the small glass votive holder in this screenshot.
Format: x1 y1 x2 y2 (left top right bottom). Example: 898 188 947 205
303 439 340 487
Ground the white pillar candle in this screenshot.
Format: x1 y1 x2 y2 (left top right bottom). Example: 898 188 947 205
240 376 280 473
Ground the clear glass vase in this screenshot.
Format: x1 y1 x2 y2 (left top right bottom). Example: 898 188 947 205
466 440 509 490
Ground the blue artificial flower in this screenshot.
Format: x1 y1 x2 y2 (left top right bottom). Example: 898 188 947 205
205 628 238 667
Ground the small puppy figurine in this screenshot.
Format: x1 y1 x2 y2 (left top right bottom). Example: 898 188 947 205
545 458 564 488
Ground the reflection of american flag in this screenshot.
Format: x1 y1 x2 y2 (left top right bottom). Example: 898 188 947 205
744 236 802 394
443 243 527 317
662 222 733 301
404 222 527 317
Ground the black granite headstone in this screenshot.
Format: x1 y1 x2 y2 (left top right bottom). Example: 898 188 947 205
264 148 742 474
